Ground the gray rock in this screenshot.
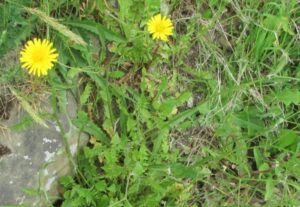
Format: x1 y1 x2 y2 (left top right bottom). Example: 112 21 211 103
0 92 88 206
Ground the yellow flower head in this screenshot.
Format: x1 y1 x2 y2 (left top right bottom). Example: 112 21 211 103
147 14 173 41
20 38 58 77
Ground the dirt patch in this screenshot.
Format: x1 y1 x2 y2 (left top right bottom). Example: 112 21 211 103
170 126 216 160
0 88 14 121
0 143 12 158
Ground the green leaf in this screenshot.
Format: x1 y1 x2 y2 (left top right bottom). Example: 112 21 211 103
73 111 110 145
22 187 39 196
178 91 192 103
253 147 264 170
203 9 213 19
109 70 125 79
95 180 107 192
273 54 289 74
60 176 75 189
276 88 300 105
80 83 92 105
232 107 264 136
64 20 125 43
159 99 176 117
263 15 294 35
132 162 145 176
264 178 274 201
10 115 33 131
171 163 199 180
276 129 299 149
258 162 269 172
161 106 200 130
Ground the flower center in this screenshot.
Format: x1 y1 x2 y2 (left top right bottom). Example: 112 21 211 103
32 50 46 63
155 24 164 33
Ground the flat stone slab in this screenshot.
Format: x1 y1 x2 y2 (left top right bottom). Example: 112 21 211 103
0 93 88 206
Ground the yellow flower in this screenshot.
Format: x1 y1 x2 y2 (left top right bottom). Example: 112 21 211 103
147 14 173 41
20 38 58 77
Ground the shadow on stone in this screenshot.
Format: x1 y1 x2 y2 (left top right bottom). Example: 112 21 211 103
0 92 88 206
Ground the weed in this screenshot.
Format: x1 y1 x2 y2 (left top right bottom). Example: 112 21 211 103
1 0 300 206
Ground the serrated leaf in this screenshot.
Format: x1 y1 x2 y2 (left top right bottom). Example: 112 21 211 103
80 83 92 105
132 162 145 176
276 88 300 105
60 176 75 189
95 180 106 192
